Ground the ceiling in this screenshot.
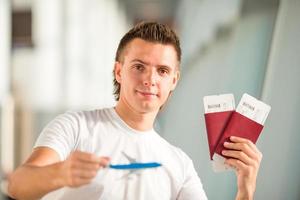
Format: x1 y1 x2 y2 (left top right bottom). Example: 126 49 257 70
11 0 180 26
119 0 180 25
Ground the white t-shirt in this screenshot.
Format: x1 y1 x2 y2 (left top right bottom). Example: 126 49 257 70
34 107 207 200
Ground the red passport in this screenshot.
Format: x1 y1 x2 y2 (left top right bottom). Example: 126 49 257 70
203 93 270 172
214 111 264 158
204 111 234 160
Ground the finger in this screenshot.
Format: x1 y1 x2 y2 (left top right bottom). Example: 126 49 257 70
72 169 98 179
222 150 253 165
72 161 102 171
229 136 259 153
99 157 110 167
73 151 102 163
70 176 93 187
77 157 110 168
73 151 110 166
229 136 263 161
223 141 257 159
225 158 247 171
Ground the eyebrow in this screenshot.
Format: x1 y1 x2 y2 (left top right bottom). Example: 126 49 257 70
131 59 173 70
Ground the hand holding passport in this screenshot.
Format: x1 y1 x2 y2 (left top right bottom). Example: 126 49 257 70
203 93 271 172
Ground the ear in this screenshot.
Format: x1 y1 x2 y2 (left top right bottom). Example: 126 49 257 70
114 61 122 83
170 70 180 91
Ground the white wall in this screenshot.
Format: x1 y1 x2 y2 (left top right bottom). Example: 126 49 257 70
11 0 129 112
158 1 278 199
0 0 11 102
257 0 300 199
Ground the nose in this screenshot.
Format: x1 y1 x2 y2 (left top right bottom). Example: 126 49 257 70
143 70 156 87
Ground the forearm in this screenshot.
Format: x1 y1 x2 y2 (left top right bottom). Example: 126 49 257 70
235 187 255 200
8 162 65 200
235 193 253 200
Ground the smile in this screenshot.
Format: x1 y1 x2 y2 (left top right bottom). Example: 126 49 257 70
136 90 158 97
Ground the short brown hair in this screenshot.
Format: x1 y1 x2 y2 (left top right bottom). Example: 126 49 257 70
113 21 181 101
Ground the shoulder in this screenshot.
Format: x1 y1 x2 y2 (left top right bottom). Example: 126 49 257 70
39 107 114 141
56 107 112 126
34 107 114 160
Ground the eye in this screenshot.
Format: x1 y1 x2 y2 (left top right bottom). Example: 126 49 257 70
134 64 145 72
158 68 169 75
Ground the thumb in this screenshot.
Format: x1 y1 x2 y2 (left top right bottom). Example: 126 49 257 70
99 157 110 167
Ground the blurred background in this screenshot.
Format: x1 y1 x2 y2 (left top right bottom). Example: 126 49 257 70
0 0 299 199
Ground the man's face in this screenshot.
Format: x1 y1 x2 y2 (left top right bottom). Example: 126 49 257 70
115 38 180 113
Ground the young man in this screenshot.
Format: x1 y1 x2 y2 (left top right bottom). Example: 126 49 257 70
8 22 262 200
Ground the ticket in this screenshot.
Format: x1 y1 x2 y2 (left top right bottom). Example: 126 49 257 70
236 93 271 125
203 94 235 113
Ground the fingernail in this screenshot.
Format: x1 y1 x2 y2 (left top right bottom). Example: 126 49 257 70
222 150 227 155
101 157 110 165
224 142 229 146
103 157 110 161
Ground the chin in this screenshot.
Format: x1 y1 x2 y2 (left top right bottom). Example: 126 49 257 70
135 103 160 113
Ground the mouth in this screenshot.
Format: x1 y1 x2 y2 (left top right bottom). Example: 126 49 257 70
136 90 158 98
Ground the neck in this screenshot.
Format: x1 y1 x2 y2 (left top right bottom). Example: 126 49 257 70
115 100 158 132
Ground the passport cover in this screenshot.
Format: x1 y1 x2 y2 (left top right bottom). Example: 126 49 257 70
214 111 264 158
204 110 234 160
